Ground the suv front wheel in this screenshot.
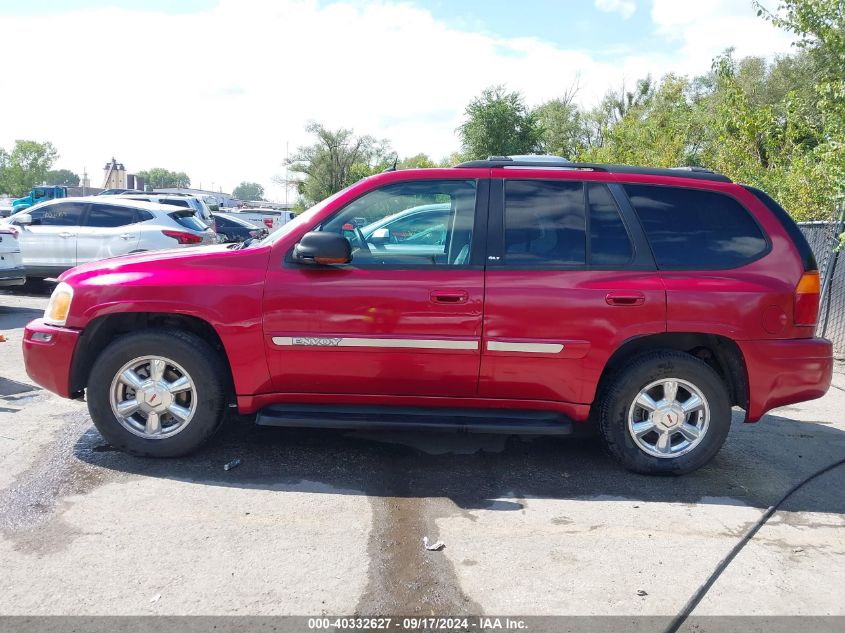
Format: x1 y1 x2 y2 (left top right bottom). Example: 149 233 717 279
87 330 227 457
598 350 731 475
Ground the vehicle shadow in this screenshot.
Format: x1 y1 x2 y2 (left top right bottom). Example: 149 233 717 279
72 409 845 515
0 305 43 330
0 279 54 297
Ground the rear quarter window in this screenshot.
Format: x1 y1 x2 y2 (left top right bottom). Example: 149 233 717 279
624 185 769 270
168 211 207 231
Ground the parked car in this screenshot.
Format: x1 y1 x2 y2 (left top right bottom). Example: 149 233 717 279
354 203 454 259
3 197 216 277
212 212 268 243
22 156 832 474
231 207 293 232
0 201 13 219
115 193 216 231
0 224 25 286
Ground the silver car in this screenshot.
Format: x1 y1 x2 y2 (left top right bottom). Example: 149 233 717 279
1 197 217 278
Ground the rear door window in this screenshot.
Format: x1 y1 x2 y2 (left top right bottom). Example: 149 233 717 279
624 185 768 269
588 183 633 266
504 180 585 266
84 204 138 227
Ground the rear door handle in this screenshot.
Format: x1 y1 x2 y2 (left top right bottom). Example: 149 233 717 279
606 292 646 306
431 290 469 304
119 233 133 240
58 232 73 239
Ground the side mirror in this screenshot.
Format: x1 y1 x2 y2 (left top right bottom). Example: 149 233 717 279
369 227 390 245
294 231 351 265
13 212 33 226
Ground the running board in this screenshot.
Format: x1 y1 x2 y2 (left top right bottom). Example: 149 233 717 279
255 404 575 435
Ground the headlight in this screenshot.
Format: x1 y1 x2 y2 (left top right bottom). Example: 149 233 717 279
44 282 74 326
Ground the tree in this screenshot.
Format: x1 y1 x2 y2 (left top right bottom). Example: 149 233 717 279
458 85 542 159
232 181 265 200
45 168 79 187
279 122 391 207
137 167 191 189
0 140 58 196
535 96 586 159
398 153 437 169
756 0 845 198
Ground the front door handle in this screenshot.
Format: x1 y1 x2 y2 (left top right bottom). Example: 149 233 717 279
58 232 73 239
606 292 646 306
119 233 133 240
431 290 469 304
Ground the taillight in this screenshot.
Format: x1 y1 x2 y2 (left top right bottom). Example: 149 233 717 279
263 218 273 229
794 271 820 326
0 226 19 238
161 230 202 245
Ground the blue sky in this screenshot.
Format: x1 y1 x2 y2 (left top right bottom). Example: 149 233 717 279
0 0 793 199
397 0 657 58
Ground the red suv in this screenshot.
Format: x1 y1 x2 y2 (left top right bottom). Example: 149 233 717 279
22 156 833 474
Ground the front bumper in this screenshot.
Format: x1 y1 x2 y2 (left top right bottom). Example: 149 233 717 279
739 337 833 422
22 318 81 398
0 265 25 286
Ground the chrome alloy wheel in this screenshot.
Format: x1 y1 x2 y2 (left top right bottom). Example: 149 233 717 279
109 355 197 439
627 378 710 458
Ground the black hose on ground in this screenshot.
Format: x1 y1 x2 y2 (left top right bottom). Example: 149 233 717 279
664 455 845 633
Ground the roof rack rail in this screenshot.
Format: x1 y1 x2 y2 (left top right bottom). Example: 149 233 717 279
455 156 732 183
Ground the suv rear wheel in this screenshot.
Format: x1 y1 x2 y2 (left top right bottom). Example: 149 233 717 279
87 330 227 457
598 350 731 475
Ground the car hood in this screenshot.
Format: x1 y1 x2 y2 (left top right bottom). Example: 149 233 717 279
60 244 259 283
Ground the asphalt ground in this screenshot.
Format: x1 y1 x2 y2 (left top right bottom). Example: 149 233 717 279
0 284 843 625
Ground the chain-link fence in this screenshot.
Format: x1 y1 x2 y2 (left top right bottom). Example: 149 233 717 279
799 206 845 358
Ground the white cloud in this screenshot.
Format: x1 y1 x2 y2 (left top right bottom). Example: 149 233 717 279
0 0 795 200
594 0 637 20
650 0 795 72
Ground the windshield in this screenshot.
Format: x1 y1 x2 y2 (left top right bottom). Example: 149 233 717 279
258 185 353 246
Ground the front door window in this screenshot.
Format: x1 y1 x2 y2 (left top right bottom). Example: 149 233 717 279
320 179 477 267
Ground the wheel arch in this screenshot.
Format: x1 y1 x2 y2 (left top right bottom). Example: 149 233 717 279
70 312 235 399
595 332 749 412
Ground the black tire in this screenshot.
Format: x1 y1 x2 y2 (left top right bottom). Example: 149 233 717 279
598 350 731 475
87 329 228 457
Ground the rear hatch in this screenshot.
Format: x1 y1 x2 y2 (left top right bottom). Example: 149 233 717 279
0 224 23 272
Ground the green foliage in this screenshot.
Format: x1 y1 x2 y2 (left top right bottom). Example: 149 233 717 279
580 75 705 168
398 153 437 169
137 167 191 189
458 85 542 159
0 140 58 196
232 181 265 200
45 168 79 187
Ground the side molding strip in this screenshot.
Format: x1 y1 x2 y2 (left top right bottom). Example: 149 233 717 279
487 341 565 354
272 336 479 350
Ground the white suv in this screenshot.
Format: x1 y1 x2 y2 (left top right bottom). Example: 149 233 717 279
2 197 217 278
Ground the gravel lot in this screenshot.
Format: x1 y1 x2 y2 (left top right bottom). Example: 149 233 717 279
1 286 844 621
